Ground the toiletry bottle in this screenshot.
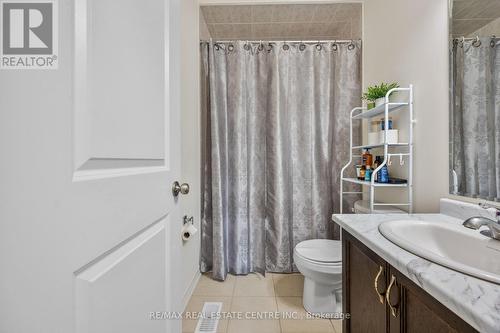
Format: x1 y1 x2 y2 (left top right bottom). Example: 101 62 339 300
373 156 382 182
364 166 372 181
355 165 362 180
381 117 393 130
379 164 389 183
367 150 373 166
362 149 373 166
359 165 366 180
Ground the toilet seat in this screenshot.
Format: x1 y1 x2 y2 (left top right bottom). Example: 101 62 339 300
294 239 341 264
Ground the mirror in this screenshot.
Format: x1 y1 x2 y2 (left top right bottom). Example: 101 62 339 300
449 0 500 200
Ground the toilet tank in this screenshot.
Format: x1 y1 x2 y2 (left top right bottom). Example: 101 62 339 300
353 200 405 214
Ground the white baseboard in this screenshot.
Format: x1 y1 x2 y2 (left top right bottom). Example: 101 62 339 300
182 270 201 310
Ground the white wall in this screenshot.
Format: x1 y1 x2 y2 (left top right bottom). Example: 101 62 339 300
180 0 202 308
363 0 450 213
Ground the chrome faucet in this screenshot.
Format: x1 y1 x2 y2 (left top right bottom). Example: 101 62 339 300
462 203 500 241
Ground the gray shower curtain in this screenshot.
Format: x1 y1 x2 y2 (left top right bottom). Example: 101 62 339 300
451 37 500 200
201 41 361 280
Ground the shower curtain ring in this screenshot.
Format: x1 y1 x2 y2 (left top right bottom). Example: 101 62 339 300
473 36 481 47
258 41 264 51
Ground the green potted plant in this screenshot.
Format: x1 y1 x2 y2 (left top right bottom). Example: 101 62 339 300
362 82 399 109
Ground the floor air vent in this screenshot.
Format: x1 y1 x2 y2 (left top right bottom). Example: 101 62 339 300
195 302 222 333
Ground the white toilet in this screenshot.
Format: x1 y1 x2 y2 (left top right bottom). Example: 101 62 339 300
294 201 404 317
293 239 342 317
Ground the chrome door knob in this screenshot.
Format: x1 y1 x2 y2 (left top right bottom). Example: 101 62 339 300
172 181 190 197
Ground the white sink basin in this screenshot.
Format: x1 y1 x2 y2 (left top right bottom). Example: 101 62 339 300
379 220 500 284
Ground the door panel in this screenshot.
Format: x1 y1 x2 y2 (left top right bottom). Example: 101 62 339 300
75 0 167 170
343 231 387 333
88 0 165 161
404 290 454 333
75 220 167 333
389 267 477 333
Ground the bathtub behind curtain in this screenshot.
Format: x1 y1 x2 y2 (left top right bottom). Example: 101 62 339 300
201 41 361 281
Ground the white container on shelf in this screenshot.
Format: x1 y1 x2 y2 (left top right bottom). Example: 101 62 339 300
367 129 399 145
368 132 380 145
379 129 399 144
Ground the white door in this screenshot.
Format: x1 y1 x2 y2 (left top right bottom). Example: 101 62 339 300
0 0 183 332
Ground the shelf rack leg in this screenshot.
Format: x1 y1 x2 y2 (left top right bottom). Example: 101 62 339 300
408 84 414 214
340 107 365 214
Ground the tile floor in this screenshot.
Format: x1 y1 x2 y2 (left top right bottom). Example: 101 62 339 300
183 273 343 333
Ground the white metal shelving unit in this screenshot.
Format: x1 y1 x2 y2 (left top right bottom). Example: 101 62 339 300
340 85 414 214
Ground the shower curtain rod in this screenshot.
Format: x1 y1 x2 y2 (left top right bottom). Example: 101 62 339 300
200 39 360 44
452 35 497 41
452 35 499 47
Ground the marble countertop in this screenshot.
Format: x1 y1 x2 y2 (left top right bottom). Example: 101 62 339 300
332 213 500 333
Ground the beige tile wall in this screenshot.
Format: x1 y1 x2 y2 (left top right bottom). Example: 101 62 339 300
452 0 500 36
200 4 361 40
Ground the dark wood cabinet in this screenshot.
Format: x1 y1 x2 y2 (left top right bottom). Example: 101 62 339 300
342 230 477 333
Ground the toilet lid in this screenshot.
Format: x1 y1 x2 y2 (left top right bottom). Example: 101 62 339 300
295 239 341 263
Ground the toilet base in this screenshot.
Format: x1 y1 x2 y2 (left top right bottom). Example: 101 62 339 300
302 277 342 318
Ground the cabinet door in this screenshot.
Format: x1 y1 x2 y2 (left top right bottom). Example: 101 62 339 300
343 230 388 333
386 267 477 333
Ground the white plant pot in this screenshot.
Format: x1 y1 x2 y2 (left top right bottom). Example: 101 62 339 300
375 97 386 107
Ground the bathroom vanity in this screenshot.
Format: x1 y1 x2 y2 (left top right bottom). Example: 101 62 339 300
332 200 500 333
341 230 475 333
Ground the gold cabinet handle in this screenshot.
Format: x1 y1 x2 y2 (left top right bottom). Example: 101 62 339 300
374 265 385 304
386 275 399 317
